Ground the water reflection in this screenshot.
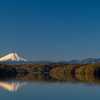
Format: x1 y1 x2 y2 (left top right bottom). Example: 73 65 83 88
0 72 100 87
0 74 100 100
0 81 27 92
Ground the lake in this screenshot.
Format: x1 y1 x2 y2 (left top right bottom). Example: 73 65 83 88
0 62 100 100
0 80 100 100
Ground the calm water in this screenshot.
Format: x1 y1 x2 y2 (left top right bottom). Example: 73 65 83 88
0 80 100 100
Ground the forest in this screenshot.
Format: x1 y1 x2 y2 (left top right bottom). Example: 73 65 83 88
0 63 100 84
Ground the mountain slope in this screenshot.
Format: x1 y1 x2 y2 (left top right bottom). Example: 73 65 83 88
0 53 27 62
59 58 100 64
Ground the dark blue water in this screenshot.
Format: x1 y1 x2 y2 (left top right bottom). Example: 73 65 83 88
0 81 100 100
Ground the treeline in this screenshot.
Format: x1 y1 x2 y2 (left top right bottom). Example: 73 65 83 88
1 63 100 75
0 63 100 84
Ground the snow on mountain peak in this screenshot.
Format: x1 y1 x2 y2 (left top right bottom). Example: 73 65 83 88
0 53 27 62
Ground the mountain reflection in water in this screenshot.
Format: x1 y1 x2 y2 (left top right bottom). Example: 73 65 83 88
0 81 27 92
0 74 100 100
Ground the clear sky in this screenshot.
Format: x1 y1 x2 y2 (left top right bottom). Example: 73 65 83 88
0 0 100 61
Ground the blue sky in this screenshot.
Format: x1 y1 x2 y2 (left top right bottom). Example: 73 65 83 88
0 0 100 61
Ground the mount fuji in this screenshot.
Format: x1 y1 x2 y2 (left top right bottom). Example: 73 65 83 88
0 53 27 62
0 53 53 65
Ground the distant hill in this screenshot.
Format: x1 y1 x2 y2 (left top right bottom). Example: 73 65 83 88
0 61 55 65
1 58 100 65
59 58 100 64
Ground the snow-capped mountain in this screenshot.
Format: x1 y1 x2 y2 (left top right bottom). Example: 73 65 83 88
0 53 27 62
